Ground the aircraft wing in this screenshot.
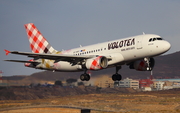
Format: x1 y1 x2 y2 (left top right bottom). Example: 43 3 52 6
5 50 111 63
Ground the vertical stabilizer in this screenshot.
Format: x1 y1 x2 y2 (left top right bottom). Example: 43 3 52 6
24 23 57 54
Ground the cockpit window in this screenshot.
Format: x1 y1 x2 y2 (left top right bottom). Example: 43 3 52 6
149 37 163 42
149 38 152 42
157 38 163 40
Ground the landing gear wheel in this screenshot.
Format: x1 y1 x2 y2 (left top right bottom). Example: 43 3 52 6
112 73 122 81
112 74 117 81
85 74 90 81
112 66 122 81
80 74 90 81
80 74 85 81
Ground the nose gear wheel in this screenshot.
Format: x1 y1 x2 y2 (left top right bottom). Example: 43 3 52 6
112 66 122 81
112 73 122 81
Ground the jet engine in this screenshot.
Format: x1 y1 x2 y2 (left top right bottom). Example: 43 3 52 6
129 58 155 71
85 56 108 70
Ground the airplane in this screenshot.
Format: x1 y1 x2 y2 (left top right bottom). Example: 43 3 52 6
4 23 171 81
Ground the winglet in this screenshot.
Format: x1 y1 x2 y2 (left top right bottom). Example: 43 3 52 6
4 49 10 55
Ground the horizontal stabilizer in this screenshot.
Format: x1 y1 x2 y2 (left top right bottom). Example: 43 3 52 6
4 60 39 63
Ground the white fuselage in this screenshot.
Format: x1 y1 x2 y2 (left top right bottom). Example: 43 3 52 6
5 23 171 81
35 34 171 72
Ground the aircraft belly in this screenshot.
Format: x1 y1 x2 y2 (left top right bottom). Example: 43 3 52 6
35 60 80 72
53 61 80 71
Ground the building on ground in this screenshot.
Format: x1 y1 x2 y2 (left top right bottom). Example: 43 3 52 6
155 81 165 90
115 78 139 89
94 76 114 88
139 79 153 89
154 79 180 90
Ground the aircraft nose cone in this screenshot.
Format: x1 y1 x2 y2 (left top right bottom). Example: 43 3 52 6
163 41 171 52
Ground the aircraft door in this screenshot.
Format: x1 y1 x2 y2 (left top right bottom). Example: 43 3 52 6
137 36 143 50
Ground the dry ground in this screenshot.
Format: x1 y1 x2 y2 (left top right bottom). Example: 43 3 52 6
0 108 80 113
1 91 180 113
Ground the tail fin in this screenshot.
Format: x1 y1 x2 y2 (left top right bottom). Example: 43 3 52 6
24 23 57 54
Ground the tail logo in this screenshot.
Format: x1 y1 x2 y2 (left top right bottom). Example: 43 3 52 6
24 23 56 54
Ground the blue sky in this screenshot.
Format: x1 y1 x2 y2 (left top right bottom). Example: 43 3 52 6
0 0 180 76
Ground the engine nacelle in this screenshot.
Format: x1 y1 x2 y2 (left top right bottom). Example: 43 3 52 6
85 56 108 70
129 58 155 71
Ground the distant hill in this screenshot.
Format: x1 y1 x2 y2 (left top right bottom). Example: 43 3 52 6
153 51 180 78
0 87 137 100
3 51 180 83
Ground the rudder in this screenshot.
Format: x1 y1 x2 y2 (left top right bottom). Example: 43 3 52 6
24 23 57 54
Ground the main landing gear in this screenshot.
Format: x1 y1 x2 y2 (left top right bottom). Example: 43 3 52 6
80 70 90 81
112 66 122 81
80 66 122 81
